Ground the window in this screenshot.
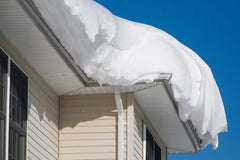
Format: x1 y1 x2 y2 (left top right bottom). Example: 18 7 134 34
0 48 28 160
0 49 7 160
145 127 161 160
9 62 27 160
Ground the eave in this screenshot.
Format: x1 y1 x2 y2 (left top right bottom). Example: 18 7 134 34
0 0 202 154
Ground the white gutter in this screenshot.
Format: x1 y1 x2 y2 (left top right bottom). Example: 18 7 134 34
114 86 124 160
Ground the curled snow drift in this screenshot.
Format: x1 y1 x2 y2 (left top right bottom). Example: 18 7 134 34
33 0 227 149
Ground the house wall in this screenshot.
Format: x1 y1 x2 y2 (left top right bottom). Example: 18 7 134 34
133 100 168 160
133 109 144 160
0 34 59 160
60 94 127 160
126 93 167 160
126 93 143 160
1 32 168 160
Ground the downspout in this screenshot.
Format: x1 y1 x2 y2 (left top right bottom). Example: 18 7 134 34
114 86 124 160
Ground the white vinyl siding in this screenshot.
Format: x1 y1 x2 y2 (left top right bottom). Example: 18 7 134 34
27 80 59 160
131 97 168 160
60 94 127 160
0 37 59 160
133 111 143 160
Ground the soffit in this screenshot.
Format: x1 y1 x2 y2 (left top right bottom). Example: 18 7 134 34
134 84 198 154
0 0 84 95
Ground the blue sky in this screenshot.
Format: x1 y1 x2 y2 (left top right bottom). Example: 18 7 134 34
95 0 239 159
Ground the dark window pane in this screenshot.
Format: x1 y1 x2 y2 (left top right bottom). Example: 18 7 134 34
0 85 3 113
0 119 5 160
155 142 161 160
8 128 25 160
9 128 13 156
10 62 27 129
146 128 161 160
146 128 154 160
0 48 7 160
9 62 27 160
0 49 7 113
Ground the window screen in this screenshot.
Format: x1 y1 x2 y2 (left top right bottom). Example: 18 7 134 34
0 49 7 160
146 128 161 160
8 62 27 160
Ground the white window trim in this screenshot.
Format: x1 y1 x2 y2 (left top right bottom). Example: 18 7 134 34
143 123 163 160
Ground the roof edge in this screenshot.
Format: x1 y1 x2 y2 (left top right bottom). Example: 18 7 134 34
17 0 98 87
162 80 203 153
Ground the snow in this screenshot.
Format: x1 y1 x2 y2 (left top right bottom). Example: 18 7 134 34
33 0 227 149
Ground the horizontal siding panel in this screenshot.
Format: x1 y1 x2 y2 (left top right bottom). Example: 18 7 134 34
61 112 127 120
60 139 116 147
27 144 47 160
134 127 143 142
60 132 127 140
62 99 116 107
134 144 143 159
27 149 40 160
62 95 127 106
29 94 58 123
27 83 59 160
28 137 57 160
28 125 58 155
62 94 115 101
62 115 117 122
62 106 127 112
61 125 116 133
60 139 127 147
29 107 58 136
134 152 143 160
61 113 117 121
60 133 115 140
60 94 128 160
61 126 127 134
28 113 58 143
134 133 143 148
60 146 127 154
61 119 117 127
28 133 58 159
60 152 127 160
133 110 143 160
61 118 127 126
134 138 143 154
29 75 58 105
134 120 143 134
29 81 58 113
60 152 117 160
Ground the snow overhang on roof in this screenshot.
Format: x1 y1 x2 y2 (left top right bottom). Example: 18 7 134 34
0 0 227 152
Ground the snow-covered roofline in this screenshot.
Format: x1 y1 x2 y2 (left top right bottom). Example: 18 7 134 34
31 0 227 149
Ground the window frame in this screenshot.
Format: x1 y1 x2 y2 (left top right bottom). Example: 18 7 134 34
0 47 28 160
143 124 162 160
0 49 8 160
